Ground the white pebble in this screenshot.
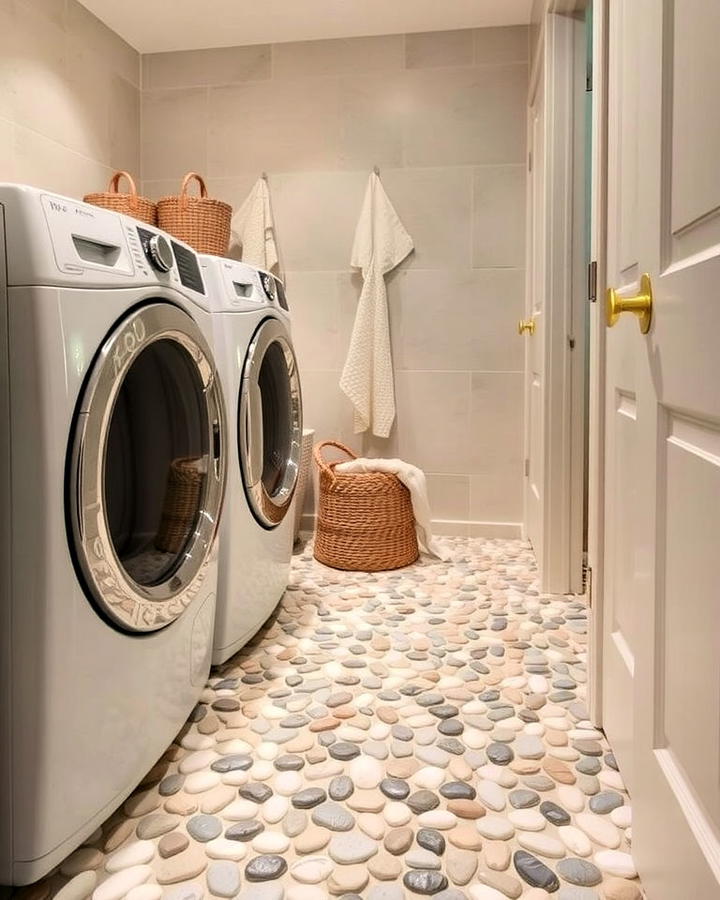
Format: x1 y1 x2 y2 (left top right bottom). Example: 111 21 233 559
576 812 622 849
205 838 248 861
252 832 291 854
105 841 155 873
92 866 152 900
557 825 592 857
594 849 638 878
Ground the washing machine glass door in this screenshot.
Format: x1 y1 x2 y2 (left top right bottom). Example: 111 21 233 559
239 317 302 528
69 302 227 633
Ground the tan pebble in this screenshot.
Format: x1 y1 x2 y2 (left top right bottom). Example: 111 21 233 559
305 748 327 764
523 891 552 900
53 871 97 900
358 813 385 840
510 759 541 775
294 826 330 854
526 694 547 710
308 717 340 733
197 715 220 735
368 850 402 880
60 847 104 877
123 789 161 818
546 729 568 746
477 868 523 898
386 758 420 779
347 789 385 813
484 840 511 871
503 688 524 705
200 785 236 814
286 733 315 753
103 819 135 853
448 825 483 851
542 756 576 784
158 832 189 859
448 800 486 819
384 827 413 855
163 745 183 762
155 844 208 885
485 672 503 685
448 758 473 781
163 794 198 816
602 877 643 900
327 864 369 894
333 705 357 719
377 707 398 724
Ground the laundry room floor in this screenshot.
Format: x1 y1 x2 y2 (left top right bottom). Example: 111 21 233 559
34 538 644 900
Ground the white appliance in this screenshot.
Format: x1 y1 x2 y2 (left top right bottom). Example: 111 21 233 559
0 185 227 884
200 257 302 665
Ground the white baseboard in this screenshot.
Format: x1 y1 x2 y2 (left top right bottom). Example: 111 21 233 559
298 514 523 541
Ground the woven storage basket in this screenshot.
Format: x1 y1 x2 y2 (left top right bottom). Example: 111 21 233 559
293 428 315 543
157 172 232 257
155 457 205 554
83 171 157 226
313 440 419 572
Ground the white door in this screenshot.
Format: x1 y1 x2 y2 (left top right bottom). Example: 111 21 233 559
603 0 720 894
523 66 545 567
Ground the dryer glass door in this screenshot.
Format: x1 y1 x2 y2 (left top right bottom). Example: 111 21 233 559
69 303 226 633
239 317 302 528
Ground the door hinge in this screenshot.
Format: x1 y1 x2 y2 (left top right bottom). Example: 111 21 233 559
524 458 530 477
568 334 576 350
528 151 532 173
588 260 597 303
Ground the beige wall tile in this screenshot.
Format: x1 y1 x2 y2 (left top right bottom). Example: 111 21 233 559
142 88 207 181
13 126 111 198
109 75 140 174
273 35 404 80
338 74 405 171
299 370 362 454
208 79 340 177
393 371 472 474
470 464 523 524
64 0 139 86
271 171 367 271
426 473 471 521
474 25 530 64
473 164 526 268
403 64 527 167
0 118 16 181
468 372 524 473
388 267 525 372
405 30 474 69
142 46 271 90
379 166 473 269
283 271 349 372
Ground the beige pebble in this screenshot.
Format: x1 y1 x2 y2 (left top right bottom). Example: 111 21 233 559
154 844 208 884
484 839 511 871
327 864 369 894
294 825 331 854
158 832 189 859
602 877 643 900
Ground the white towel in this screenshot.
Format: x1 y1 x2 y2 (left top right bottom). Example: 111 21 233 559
335 457 452 561
340 173 413 438
230 177 279 272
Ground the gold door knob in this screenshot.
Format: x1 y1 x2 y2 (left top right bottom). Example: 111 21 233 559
606 273 653 334
518 318 535 336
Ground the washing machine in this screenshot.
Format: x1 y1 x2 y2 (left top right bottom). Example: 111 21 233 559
200 256 302 665
0 184 227 884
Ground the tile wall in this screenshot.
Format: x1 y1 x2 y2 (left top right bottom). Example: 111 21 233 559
139 27 529 535
0 0 140 198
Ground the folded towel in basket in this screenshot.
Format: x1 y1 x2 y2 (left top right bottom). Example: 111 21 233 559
335 456 452 561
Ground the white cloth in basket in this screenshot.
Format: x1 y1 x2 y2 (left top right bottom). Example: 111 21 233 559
335 457 452 561
340 173 413 438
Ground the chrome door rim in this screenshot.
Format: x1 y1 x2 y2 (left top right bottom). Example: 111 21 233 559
239 317 302 528
69 302 227 633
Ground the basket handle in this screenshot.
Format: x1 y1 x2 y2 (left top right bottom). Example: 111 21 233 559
313 440 358 475
108 171 138 207
179 172 208 212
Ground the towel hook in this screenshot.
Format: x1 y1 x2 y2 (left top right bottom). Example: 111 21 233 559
373 165 380 176
261 171 268 180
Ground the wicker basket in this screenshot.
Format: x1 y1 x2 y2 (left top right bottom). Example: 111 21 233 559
155 457 206 554
313 441 419 572
157 172 232 257
83 171 157 226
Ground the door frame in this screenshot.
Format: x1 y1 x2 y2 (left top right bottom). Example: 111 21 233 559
524 2 588 596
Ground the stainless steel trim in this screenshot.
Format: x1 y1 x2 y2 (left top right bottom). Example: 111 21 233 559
239 317 302 529
69 302 227 633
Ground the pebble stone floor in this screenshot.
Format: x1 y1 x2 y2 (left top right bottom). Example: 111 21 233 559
27 537 645 900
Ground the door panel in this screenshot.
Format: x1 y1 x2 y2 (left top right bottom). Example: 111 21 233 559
602 0 720 893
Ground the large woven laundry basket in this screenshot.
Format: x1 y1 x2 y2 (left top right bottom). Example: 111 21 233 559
157 172 232 256
84 170 157 226
313 440 418 572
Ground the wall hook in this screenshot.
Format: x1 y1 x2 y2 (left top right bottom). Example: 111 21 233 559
261 171 268 180
373 165 380 176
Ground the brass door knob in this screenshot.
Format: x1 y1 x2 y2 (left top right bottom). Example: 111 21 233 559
606 273 653 334
518 318 535 336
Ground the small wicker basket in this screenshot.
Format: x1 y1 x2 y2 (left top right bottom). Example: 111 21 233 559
155 457 206 554
84 171 157 225
313 441 419 572
157 172 232 257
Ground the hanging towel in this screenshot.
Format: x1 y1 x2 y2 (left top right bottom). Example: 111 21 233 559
230 177 279 272
335 456 452 561
340 172 413 438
